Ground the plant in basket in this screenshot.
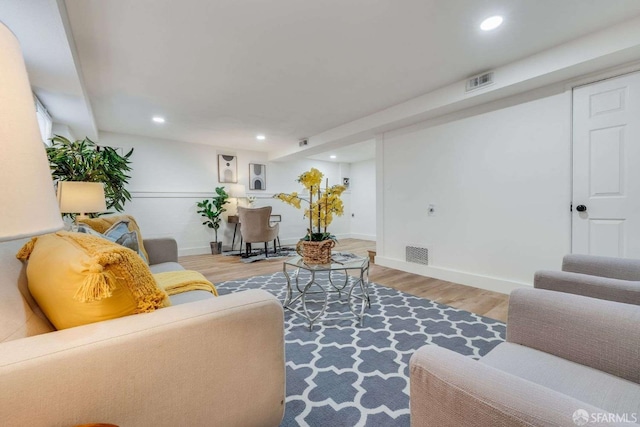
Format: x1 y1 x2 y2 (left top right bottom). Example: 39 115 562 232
274 168 346 263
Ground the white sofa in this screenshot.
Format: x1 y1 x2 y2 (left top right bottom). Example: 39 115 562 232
0 236 286 427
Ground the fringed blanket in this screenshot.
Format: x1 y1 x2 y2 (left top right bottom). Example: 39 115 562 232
154 270 218 297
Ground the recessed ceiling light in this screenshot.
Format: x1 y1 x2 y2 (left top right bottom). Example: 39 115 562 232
256 134 266 140
480 16 503 31
152 116 165 123
330 155 337 159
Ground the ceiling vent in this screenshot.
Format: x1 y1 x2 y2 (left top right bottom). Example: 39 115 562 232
465 72 494 92
299 139 309 147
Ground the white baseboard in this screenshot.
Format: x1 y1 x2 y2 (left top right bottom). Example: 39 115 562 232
277 234 353 247
178 246 212 256
178 233 375 257
332 233 354 242
180 239 303 255
348 233 376 242
374 256 530 295
277 237 303 247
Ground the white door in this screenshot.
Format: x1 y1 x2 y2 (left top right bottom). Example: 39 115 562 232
572 71 640 258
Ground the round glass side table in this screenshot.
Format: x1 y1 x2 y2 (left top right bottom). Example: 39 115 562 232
282 254 370 330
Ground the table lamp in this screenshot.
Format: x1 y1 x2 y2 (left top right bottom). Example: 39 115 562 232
57 181 107 221
229 184 246 215
0 22 63 242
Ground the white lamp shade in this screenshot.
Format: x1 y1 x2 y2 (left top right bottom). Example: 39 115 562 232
0 23 64 242
57 182 107 214
229 184 246 198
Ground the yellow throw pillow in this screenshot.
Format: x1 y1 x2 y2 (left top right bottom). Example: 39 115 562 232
78 215 150 264
16 231 169 330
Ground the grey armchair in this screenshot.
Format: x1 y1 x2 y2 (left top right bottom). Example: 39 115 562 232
238 206 280 258
534 254 640 305
410 288 640 426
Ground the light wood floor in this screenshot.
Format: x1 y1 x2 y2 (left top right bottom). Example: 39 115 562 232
179 239 509 322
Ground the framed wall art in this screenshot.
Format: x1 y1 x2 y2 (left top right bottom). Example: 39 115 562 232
218 154 237 183
249 163 266 190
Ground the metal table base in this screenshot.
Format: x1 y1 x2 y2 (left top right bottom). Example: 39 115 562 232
282 255 370 331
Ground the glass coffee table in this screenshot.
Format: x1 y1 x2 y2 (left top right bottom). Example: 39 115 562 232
282 254 370 330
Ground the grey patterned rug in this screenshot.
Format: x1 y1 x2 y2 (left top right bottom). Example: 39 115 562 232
217 271 506 427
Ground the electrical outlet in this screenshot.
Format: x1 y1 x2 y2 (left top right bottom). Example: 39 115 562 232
428 204 436 216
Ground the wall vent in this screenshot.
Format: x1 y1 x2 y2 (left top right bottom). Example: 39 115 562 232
406 246 429 265
465 72 494 92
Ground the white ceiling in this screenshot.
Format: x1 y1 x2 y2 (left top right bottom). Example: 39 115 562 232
4 0 640 162
308 140 376 164
0 0 96 139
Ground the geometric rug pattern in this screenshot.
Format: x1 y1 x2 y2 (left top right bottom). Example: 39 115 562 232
217 271 506 427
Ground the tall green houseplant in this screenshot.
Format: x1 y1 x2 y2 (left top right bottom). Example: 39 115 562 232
197 186 230 254
46 135 134 213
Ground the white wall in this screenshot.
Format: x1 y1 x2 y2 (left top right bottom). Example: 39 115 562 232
349 159 376 241
51 123 75 141
376 87 572 293
98 131 351 255
263 158 351 244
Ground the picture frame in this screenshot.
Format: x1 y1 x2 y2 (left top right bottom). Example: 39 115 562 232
218 154 238 183
249 163 266 190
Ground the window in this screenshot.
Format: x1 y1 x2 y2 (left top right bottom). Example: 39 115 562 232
34 94 52 145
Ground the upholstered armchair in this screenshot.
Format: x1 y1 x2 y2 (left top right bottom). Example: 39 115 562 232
534 254 640 305
410 288 640 426
238 206 280 257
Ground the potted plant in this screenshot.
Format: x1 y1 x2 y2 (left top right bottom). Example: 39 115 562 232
197 187 230 254
274 168 346 263
46 135 134 214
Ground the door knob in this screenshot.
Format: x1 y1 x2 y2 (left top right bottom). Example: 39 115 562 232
576 205 587 212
